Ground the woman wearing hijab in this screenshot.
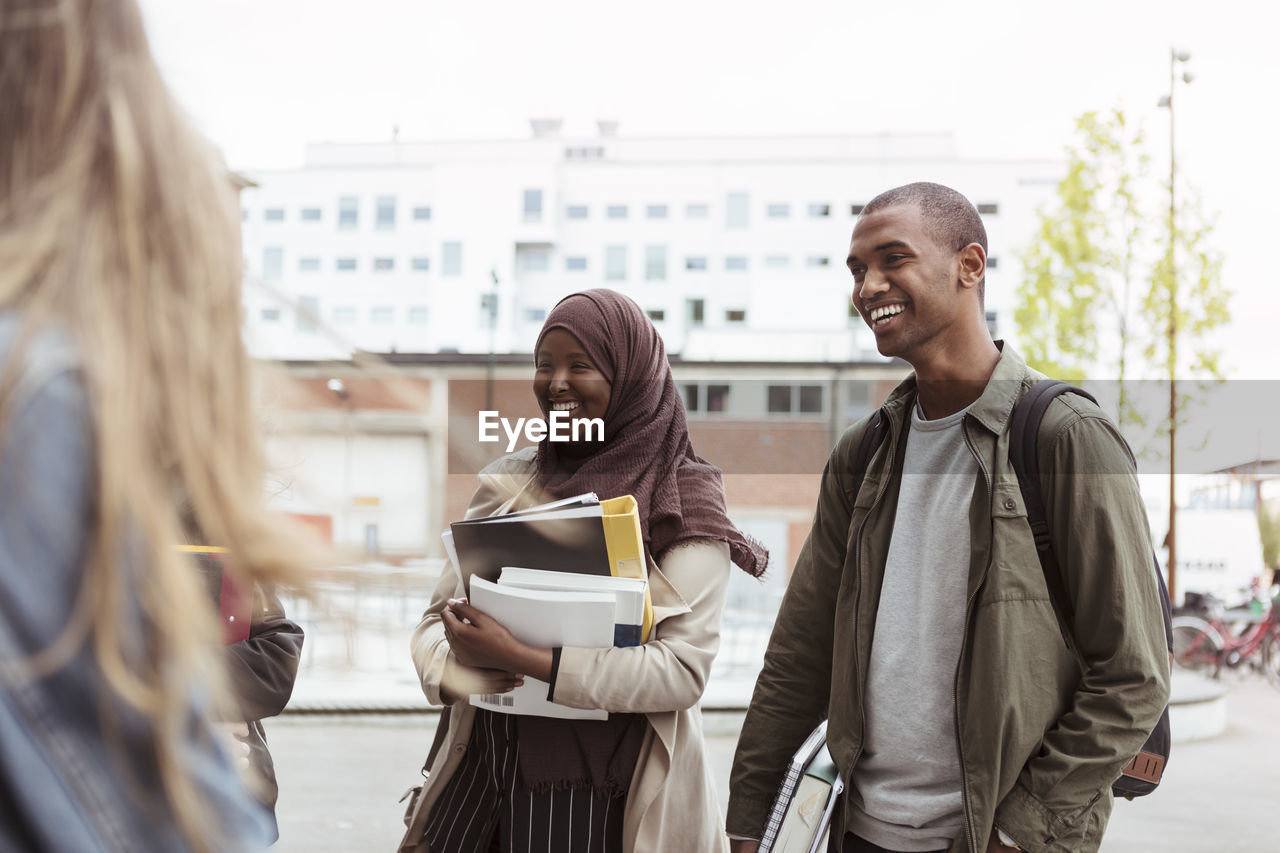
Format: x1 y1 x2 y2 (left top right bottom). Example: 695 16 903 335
400 289 767 853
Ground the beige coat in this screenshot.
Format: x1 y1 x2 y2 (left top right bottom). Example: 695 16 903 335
399 449 731 853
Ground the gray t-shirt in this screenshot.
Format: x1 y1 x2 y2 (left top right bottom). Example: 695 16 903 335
846 402 977 851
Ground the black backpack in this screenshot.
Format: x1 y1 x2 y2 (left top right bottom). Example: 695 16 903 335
854 379 1173 799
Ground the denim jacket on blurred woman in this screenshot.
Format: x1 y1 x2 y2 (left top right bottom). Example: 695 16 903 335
0 315 272 852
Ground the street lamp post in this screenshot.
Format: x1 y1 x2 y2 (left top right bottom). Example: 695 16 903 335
1157 47 1192 603
486 268 499 414
327 378 352 547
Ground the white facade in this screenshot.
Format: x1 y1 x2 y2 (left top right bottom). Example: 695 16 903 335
239 126 1062 361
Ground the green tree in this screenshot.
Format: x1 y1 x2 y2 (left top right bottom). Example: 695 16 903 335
1015 109 1148 423
1016 107 1231 436
1142 184 1230 389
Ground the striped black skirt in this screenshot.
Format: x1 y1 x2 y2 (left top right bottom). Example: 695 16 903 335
423 709 626 853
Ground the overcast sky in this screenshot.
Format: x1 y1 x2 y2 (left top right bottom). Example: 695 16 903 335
138 0 1279 381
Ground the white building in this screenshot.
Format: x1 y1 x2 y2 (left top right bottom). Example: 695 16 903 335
239 123 1061 361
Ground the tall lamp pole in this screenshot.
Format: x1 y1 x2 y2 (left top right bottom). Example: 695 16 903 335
1157 47 1193 603
486 268 499 413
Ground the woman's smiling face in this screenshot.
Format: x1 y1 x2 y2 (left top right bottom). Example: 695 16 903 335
533 328 612 428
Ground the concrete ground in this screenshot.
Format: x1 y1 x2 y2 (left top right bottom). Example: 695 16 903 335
268 670 1280 852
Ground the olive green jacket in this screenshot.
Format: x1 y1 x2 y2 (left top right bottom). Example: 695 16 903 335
727 345 1170 853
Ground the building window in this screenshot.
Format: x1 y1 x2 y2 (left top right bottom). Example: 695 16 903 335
808 203 831 218
413 206 432 221
725 256 748 272
338 196 358 230
411 257 430 272
262 248 283 280
768 384 824 414
566 205 589 220
297 295 319 333
683 383 732 413
606 204 628 220
686 298 705 326
767 385 792 413
241 208 248 222
799 385 823 413
376 195 396 230
408 306 430 324
264 208 285 222
683 384 700 412
301 207 322 222
442 242 462 276
374 257 395 272
764 254 790 269
987 256 999 270
522 250 550 273
645 245 667 281
685 256 707 272
565 256 588 272
524 307 547 323
646 309 666 322
605 245 627 281
646 204 668 220
685 203 709 219
523 189 543 223
299 257 320 272
726 192 749 228
333 306 357 325
726 308 747 323
336 257 357 272
850 204 866 215
806 256 830 267
371 306 394 324
977 203 999 215
766 202 790 219
260 308 280 323
986 310 999 336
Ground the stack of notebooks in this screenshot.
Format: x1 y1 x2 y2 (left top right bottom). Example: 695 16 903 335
442 493 652 720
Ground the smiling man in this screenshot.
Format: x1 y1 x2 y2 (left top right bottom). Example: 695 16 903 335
727 183 1169 853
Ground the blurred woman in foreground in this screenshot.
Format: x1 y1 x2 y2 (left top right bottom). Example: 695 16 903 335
0 1 317 849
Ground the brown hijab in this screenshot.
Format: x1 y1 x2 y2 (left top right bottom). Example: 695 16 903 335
515 289 767 797
532 288 767 576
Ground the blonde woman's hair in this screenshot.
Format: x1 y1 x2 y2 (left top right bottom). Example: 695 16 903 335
0 0 323 847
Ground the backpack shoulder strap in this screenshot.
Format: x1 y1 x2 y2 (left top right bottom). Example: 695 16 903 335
1008 380 1098 642
851 408 888 499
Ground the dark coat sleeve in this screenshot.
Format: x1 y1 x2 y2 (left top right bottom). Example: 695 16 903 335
223 585 304 721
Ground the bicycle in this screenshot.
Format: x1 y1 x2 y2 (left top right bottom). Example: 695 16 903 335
1171 591 1280 689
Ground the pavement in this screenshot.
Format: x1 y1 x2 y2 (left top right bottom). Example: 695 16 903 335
268 668 1280 852
266 579 1280 851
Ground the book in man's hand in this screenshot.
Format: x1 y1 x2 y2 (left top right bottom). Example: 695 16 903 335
758 720 844 853
467 576 614 720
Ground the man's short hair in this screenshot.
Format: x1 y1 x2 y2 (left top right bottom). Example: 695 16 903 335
861 182 988 299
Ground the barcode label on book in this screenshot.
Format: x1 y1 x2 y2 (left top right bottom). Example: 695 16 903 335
479 693 515 707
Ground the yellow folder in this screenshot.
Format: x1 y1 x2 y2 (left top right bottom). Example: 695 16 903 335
600 495 654 643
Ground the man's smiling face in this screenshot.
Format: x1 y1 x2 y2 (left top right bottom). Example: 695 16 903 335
847 203 965 364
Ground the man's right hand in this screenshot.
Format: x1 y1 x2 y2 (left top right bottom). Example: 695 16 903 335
729 840 760 853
